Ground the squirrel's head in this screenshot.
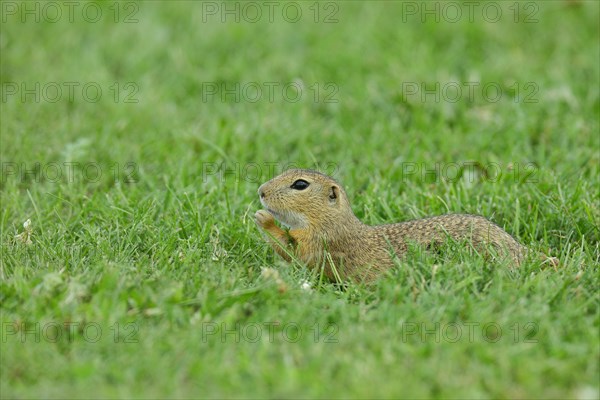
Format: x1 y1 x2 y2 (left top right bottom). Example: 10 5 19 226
258 169 358 230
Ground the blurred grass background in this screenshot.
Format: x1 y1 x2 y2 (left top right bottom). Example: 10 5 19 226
1 1 599 398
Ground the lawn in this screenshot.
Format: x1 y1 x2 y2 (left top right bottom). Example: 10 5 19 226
1 1 599 398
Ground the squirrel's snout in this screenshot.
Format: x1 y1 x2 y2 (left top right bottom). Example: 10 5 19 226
258 185 266 199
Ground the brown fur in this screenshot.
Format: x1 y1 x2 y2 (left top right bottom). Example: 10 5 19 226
255 169 556 283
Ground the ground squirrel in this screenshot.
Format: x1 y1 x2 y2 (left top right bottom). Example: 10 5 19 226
255 169 557 283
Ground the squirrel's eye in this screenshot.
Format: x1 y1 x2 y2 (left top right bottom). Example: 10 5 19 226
290 179 310 190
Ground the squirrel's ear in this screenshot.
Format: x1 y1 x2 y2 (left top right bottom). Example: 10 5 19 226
328 185 339 204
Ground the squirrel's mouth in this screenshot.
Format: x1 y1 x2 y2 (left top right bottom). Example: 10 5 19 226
259 197 272 211
259 198 283 219
259 197 307 228
266 207 283 219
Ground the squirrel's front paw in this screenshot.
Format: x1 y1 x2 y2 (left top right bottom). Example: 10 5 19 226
255 210 276 229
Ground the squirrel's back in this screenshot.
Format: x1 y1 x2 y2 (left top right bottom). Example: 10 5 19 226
377 214 526 264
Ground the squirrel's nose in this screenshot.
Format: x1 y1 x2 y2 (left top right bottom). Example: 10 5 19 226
258 185 265 198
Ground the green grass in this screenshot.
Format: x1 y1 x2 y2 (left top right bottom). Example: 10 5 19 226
1 1 599 398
